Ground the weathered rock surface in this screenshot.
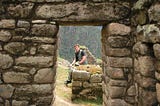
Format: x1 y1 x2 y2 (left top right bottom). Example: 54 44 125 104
0 53 13 69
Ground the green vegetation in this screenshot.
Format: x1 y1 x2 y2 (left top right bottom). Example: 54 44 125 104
58 26 102 62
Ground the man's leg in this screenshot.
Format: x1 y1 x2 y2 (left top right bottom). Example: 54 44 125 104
65 67 73 85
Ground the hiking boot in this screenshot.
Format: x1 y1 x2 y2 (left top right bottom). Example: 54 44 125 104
64 80 71 86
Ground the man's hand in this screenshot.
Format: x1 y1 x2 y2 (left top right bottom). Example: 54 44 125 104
75 62 79 66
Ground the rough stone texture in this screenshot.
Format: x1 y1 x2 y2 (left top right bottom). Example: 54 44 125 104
23 36 56 44
148 3 160 22
1 0 160 106
12 100 29 106
105 46 131 57
72 69 102 99
31 24 58 37
7 2 34 18
108 79 127 87
106 99 129 106
0 30 12 42
108 36 131 48
36 3 130 23
90 74 102 83
153 44 160 60
127 85 136 96
0 19 15 29
37 44 55 55
156 83 160 103
4 42 26 55
137 24 160 43
134 56 155 77
17 20 30 28
72 70 90 81
107 23 131 36
15 56 54 67
34 68 54 83
0 53 13 69
108 86 126 98
0 85 15 98
155 72 160 81
138 88 157 106
108 57 133 68
3 72 31 83
135 74 156 89
105 67 125 79
14 84 52 97
133 42 151 55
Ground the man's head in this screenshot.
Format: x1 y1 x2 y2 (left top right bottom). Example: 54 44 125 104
74 44 80 52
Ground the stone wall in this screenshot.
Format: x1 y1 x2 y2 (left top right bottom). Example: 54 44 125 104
0 19 58 105
102 23 135 106
1 0 160 106
72 69 102 100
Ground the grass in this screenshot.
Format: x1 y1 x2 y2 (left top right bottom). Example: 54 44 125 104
55 57 103 106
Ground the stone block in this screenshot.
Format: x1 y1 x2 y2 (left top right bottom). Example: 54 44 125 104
35 3 130 22
11 36 23 42
139 87 157 106
108 86 126 98
135 74 156 89
105 46 131 57
7 2 34 18
133 42 151 55
134 56 155 77
72 81 82 87
34 68 55 83
4 42 26 55
105 67 125 79
90 74 102 83
13 66 31 72
108 57 133 68
23 36 56 44
107 23 131 36
17 20 30 28
30 47 37 55
107 99 129 106
125 96 135 104
12 100 29 106
108 79 127 87
72 70 90 81
37 44 55 55
83 81 91 88
148 3 160 22
0 53 13 69
155 61 160 73
0 30 12 42
32 95 53 106
0 84 15 98
153 44 160 60
32 20 47 24
155 71 160 81
31 24 58 37
156 83 160 103
15 56 54 68
0 19 15 29
14 84 52 97
107 36 132 48
127 85 136 96
3 72 31 83
136 24 160 43
15 28 29 36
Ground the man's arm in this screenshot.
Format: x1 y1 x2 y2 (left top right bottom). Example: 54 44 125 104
79 55 86 64
70 58 76 66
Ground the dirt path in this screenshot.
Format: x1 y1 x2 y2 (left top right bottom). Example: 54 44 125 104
53 96 82 106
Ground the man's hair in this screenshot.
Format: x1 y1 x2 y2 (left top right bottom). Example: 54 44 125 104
74 44 80 47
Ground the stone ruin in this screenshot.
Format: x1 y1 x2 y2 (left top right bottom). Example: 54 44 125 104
0 0 160 106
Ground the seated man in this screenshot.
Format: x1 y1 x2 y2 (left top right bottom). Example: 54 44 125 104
65 44 87 85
